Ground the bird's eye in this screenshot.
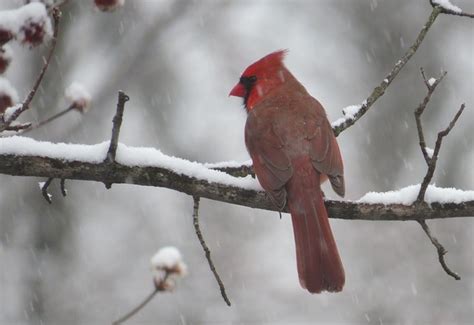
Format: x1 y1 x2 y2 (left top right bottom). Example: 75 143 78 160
240 75 257 87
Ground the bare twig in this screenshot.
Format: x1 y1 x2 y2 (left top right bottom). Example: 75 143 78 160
413 70 466 280
1 9 61 130
192 196 231 306
430 0 474 18
104 91 129 189
417 220 461 280
106 91 129 164
112 268 178 324
112 288 159 325
332 6 443 136
415 69 447 164
112 272 171 325
417 103 465 203
41 177 54 204
60 178 67 197
213 164 255 178
21 104 76 134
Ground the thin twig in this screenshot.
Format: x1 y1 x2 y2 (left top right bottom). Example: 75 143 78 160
41 177 54 204
416 103 465 203
332 6 443 136
112 270 177 324
60 178 67 197
417 220 460 280
112 288 159 325
21 104 76 134
413 71 466 280
104 91 129 189
192 196 231 306
415 69 447 164
106 91 129 164
213 165 255 178
2 9 61 129
430 0 474 18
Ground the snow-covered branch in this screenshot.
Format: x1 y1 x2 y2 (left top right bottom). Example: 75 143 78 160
0 137 473 221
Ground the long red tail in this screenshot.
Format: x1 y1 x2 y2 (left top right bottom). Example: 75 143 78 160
287 169 345 293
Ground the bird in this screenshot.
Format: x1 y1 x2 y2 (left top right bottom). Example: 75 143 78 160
229 50 345 293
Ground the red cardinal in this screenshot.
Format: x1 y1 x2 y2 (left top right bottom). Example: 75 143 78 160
229 50 345 293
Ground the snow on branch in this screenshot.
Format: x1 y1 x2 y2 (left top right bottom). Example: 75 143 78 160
359 184 474 205
0 2 53 47
430 0 474 18
0 135 473 222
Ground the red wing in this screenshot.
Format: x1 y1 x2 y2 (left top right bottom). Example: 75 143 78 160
303 97 345 197
245 112 293 210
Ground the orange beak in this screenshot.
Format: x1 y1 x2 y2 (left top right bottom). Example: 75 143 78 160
229 82 245 97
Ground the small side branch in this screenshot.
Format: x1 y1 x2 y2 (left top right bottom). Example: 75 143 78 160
104 91 129 189
106 91 129 163
41 177 54 204
112 288 159 325
417 220 460 280
60 178 67 196
192 196 231 306
213 165 255 178
21 104 76 134
413 69 466 280
332 6 443 136
417 103 465 203
415 69 447 164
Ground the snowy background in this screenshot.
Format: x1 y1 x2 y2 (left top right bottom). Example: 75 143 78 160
1 0 473 324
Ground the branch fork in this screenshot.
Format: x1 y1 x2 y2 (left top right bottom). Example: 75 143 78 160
414 67 465 280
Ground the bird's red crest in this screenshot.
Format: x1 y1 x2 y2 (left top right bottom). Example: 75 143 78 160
242 49 288 77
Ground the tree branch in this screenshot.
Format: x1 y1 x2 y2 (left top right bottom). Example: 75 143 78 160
40 177 54 204
413 67 466 280
418 219 461 280
0 152 472 221
331 6 443 136
192 196 231 306
112 288 158 325
106 91 129 164
21 103 76 134
417 103 465 203
415 69 447 165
